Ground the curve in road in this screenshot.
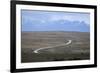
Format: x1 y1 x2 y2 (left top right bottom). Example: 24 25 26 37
33 40 72 53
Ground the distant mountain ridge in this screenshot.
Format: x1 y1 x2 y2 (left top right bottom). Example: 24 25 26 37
22 19 90 32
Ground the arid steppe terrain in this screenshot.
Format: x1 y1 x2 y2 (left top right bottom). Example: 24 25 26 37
21 31 90 63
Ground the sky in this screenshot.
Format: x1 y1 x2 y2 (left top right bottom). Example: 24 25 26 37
21 10 90 32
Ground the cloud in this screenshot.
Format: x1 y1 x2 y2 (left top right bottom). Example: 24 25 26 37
21 10 90 32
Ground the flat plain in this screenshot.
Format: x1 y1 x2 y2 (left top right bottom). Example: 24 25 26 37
21 31 90 63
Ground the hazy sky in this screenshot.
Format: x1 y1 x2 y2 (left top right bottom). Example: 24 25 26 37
21 10 90 32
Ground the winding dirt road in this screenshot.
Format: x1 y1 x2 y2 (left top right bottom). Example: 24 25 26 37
33 40 72 53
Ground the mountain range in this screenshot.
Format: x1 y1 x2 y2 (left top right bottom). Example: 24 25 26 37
22 19 90 32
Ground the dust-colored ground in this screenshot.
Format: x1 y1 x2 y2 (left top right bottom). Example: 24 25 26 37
21 31 90 63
